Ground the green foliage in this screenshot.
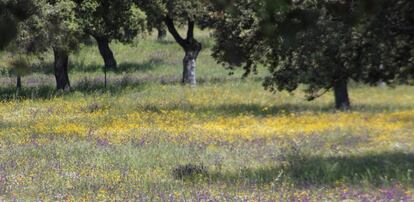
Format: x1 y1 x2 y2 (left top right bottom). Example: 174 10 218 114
358 0 414 85
137 0 212 29
74 0 147 43
9 0 83 54
0 0 35 49
212 0 414 101
6 54 32 77
44 0 82 52
211 0 267 75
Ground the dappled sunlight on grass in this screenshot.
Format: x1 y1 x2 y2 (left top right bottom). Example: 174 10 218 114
0 84 413 201
0 33 413 201
1 84 413 147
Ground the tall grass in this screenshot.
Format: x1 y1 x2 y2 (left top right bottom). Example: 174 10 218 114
0 30 413 201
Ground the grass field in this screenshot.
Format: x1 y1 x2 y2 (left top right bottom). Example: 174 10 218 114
0 30 414 201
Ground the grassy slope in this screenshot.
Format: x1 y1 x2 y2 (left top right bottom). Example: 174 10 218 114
0 30 413 201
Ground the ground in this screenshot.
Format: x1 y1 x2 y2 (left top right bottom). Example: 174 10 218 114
0 30 413 201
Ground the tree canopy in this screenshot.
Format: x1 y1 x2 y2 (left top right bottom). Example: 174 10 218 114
211 0 414 110
0 0 36 49
74 0 147 69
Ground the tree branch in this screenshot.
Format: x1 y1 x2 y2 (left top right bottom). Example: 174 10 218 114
187 20 195 40
164 16 186 48
167 0 174 18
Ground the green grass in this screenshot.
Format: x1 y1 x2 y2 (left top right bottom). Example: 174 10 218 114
0 30 413 201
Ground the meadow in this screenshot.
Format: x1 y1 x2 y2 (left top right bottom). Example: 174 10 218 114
0 30 414 201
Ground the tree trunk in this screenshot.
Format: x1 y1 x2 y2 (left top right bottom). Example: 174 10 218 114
94 36 117 70
182 44 201 85
16 76 21 89
333 79 351 111
164 17 202 86
53 48 70 91
157 27 167 40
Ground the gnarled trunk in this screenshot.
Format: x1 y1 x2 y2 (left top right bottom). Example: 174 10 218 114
333 79 350 111
164 16 202 86
182 43 201 85
53 48 70 91
94 36 117 70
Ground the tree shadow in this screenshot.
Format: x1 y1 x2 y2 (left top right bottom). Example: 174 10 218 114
0 74 256 101
70 60 164 74
31 62 54 75
198 77 263 85
0 85 57 100
154 76 262 86
138 102 414 117
0 76 148 101
114 59 164 74
155 39 176 45
73 76 147 93
32 59 165 75
182 152 414 187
